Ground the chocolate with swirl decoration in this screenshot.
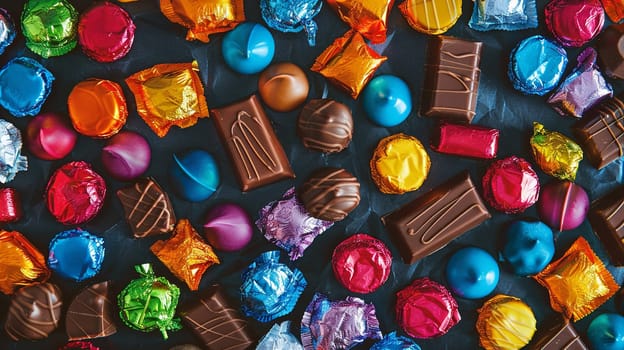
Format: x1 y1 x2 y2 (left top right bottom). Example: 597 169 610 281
117 178 176 238
297 99 353 153
4 283 62 341
382 171 490 264
66 281 117 341
299 167 360 221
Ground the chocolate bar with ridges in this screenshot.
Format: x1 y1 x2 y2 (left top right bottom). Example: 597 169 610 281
528 315 588 350
589 185 624 266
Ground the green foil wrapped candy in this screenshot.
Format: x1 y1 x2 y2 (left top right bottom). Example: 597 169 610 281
21 0 78 58
530 122 583 181
118 264 181 339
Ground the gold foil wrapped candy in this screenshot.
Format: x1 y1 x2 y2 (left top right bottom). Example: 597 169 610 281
530 122 583 181
160 0 245 42
476 294 537 350
0 230 50 295
326 0 393 43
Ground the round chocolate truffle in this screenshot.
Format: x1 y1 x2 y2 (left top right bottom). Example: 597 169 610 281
538 181 589 231
26 112 77 160
258 62 309 112
300 167 360 221
203 203 253 252
5 283 62 341
297 99 353 153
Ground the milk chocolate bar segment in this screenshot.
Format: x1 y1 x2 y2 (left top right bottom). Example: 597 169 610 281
528 315 588 350
382 171 491 264
589 185 624 266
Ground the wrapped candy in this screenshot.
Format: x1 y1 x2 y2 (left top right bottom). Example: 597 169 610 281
150 219 220 291
370 332 421 350
0 119 27 183
534 236 619 321
59 342 100 350
311 30 387 99
545 0 604 47
260 0 322 46
240 251 306 322
0 57 54 117
78 2 135 62
21 0 78 57
399 0 461 35
602 0 624 22
476 295 536 350
48 229 105 282
482 156 540 214
0 8 15 55
257 321 304 350
431 123 499 159
125 61 209 137
0 230 50 295
118 264 181 339
469 0 538 31
0 188 22 223
530 122 583 181
326 0 393 43
256 187 333 260
160 0 245 42
547 47 613 118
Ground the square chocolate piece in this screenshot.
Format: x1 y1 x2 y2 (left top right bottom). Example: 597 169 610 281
528 315 588 350
589 185 624 266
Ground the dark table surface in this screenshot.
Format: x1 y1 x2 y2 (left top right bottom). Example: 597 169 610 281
1 0 624 349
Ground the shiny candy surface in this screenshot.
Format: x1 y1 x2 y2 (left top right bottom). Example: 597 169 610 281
258 62 309 112
399 0 462 35
160 0 245 42
4 283 62 341
545 0 604 47
445 247 499 299
78 1 135 62
502 220 555 276
587 313 624 350
257 321 303 350
169 149 219 202
59 341 100 350
26 113 77 161
602 0 624 22
21 0 78 57
203 203 253 252
362 75 412 127
326 0 393 43
0 8 15 55
476 294 536 350
538 181 589 231
222 22 275 74
0 230 50 295
0 188 22 223
431 122 499 159
0 57 54 117
260 0 321 46
468 0 538 31
0 119 28 183
482 156 540 214
48 229 105 282
371 332 421 350
101 131 151 181
530 122 583 181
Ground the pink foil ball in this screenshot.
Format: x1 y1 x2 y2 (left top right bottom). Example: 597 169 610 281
101 131 151 181
203 203 253 251
538 181 589 231
26 113 77 160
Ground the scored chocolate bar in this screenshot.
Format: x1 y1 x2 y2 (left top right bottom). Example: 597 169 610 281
528 315 588 350
382 171 491 264
589 185 624 266
211 95 295 191
420 36 483 124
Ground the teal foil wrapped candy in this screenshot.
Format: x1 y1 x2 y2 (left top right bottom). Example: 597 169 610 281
260 0 321 46
0 57 54 117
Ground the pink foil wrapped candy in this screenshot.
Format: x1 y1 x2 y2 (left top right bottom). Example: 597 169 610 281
482 156 540 214
545 0 604 47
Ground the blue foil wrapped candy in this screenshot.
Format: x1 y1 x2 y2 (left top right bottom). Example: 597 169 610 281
240 251 306 322
0 119 27 184
0 8 15 55
371 332 421 350
508 35 567 96
222 22 275 75
0 57 54 117
48 229 105 282
469 0 538 31
257 321 304 350
169 149 220 202
260 0 322 46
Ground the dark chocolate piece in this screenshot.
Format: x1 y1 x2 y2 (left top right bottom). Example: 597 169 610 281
597 23 624 80
4 283 62 341
66 281 117 341
420 36 483 124
382 171 491 264
211 95 295 191
179 285 255 350
528 315 588 350
299 167 361 222
116 178 176 238
589 186 624 266
573 94 624 169
297 99 353 153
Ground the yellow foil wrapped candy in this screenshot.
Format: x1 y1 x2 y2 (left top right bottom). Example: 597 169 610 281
476 294 536 350
399 0 462 35
534 236 619 321
0 230 50 295
530 122 583 181
311 30 387 99
150 219 220 291
160 0 245 42
326 0 394 44
125 61 209 137
370 133 430 194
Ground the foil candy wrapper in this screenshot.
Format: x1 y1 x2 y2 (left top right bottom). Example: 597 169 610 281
21 0 78 58
370 332 421 350
431 122 499 159
469 0 538 31
602 0 624 22
0 8 15 55
48 229 105 282
0 57 54 117
326 0 393 44
545 0 605 47
59 341 100 350
476 294 536 350
0 188 22 222
482 156 540 214
0 230 50 295
257 321 304 350
0 119 27 183
260 0 321 46
530 122 583 181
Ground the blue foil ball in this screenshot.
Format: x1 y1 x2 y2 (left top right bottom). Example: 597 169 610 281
0 57 54 117
445 247 499 299
170 149 219 202
362 75 412 127
260 0 322 46
588 313 624 350
222 22 275 75
502 220 555 276
48 229 105 282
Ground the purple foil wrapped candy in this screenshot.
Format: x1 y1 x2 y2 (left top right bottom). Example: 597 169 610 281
257 321 304 350
256 187 333 260
547 47 613 118
301 293 382 350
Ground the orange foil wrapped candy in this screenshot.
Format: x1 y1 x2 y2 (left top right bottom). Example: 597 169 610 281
602 0 624 22
326 0 394 44
160 0 245 42
534 236 619 321
311 30 387 99
68 79 127 138
399 0 462 35
0 230 50 295
150 219 220 291
125 61 209 137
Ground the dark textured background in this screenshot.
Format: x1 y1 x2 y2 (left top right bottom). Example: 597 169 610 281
1 0 624 349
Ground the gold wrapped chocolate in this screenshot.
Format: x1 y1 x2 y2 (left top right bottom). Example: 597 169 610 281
530 122 583 181
160 0 245 42
326 0 393 43
0 230 50 295
476 295 536 350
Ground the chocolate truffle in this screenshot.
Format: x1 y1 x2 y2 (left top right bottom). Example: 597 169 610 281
538 181 589 231
117 178 176 238
598 24 624 80
297 99 353 153
5 283 62 341
300 167 361 221
66 281 117 341
258 62 309 112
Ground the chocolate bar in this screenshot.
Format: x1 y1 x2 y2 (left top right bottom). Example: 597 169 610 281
589 185 624 266
211 95 295 191
598 23 624 80
431 122 499 159
420 36 483 124
382 171 491 264
528 315 587 350
573 94 624 169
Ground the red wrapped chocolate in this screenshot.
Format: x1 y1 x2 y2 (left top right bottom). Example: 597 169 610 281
431 122 499 159
0 188 22 222
46 161 106 225
331 233 392 294
78 1 135 62
59 341 99 350
482 156 540 214
545 0 605 47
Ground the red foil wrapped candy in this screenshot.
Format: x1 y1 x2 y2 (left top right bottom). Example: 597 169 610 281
0 188 22 223
431 122 499 159
545 0 605 47
46 161 106 225
78 1 135 62
482 156 540 214
59 341 100 350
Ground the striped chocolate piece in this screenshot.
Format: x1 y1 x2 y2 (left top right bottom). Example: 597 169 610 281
297 99 353 153
66 281 117 341
299 167 361 222
528 315 588 350
179 285 255 350
574 94 624 169
589 185 624 266
4 283 62 341
116 178 176 238
382 171 491 264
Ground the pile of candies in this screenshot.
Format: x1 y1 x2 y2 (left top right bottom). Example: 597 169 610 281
2 0 624 349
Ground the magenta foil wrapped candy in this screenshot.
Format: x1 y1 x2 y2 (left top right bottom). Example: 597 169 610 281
256 187 333 260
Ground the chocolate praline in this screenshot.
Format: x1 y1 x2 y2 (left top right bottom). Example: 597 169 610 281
258 62 309 112
299 167 360 222
4 283 62 341
297 99 353 153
